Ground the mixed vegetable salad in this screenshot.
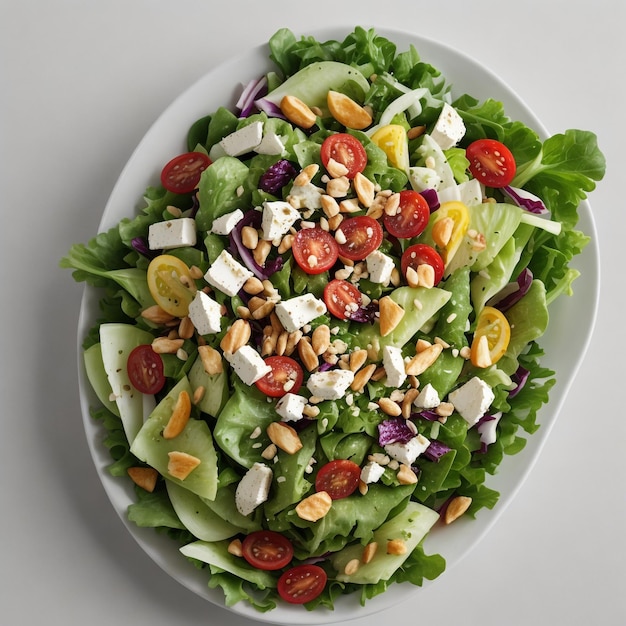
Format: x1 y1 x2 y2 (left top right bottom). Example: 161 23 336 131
61 27 605 612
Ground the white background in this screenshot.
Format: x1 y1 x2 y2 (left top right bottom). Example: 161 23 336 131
2 1 624 624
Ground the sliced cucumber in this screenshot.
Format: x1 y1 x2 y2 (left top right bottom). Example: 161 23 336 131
166 480 242 541
260 61 370 115
99 323 157 443
130 377 219 501
180 540 276 589
83 343 119 417
330 501 439 584
187 354 229 417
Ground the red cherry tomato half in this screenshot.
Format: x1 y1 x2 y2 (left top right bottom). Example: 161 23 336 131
465 138 516 188
277 564 328 604
401 243 445 286
160 151 211 194
315 459 361 500
320 133 367 179
335 216 383 261
292 227 339 274
323 279 363 320
242 530 294 571
255 356 304 398
383 189 430 239
127 344 166 395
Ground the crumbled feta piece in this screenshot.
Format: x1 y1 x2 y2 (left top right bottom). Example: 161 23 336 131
210 209 244 235
147 217 197 250
306 370 355 401
225 345 272 385
366 250 395 285
235 462 273 516
360 461 385 484
187 291 221 335
204 249 253 297
255 131 285 155
458 178 483 208
448 376 495 426
261 200 300 243
430 103 466 150
413 382 440 409
382 345 407 388
274 294 327 333
219 121 263 157
275 393 307 422
287 182 324 210
384 434 430 466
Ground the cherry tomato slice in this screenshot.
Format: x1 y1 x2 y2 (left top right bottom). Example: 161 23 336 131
465 139 516 188
160 151 211 194
127 344 165 395
335 216 383 261
255 356 304 398
292 227 339 274
242 531 294 571
315 459 361 500
320 133 367 179
401 243 445 286
147 254 195 317
323 279 363 320
383 190 430 239
277 564 327 604
470 306 511 367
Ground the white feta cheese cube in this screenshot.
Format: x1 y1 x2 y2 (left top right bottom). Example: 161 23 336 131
210 209 244 235
225 345 272 385
261 201 300 243
219 121 263 157
382 345 407 388
255 131 285 155
187 291 222 335
204 249 253 297
366 250 395 285
274 294 327 333
431 103 466 150
275 393 307 422
306 370 355 401
384 434 430 466
448 376 495 426
360 461 385 484
235 462 273 516
287 182 324 210
147 217 197 250
413 382 440 409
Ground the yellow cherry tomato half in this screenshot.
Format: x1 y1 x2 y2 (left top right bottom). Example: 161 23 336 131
470 306 511 368
432 201 470 265
146 254 196 317
370 124 409 172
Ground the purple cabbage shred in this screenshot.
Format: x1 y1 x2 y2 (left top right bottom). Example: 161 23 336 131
258 159 298 195
236 76 268 118
502 185 548 214
348 301 378 324
229 210 283 280
410 409 440 422
254 97 287 120
423 439 451 461
420 188 440 212
378 417 415 446
488 268 533 312
509 366 530 398
131 237 156 259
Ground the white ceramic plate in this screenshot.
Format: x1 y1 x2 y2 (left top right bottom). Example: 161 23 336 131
77 26 599 625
